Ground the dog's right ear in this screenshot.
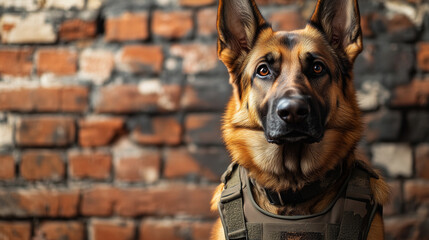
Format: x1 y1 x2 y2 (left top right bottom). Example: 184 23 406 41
217 0 269 69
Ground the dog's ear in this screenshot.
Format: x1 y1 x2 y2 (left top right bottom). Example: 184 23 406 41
217 0 268 66
310 0 362 62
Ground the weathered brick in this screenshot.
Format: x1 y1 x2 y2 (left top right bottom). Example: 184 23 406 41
0 222 31 240
91 219 135 240
105 12 149 42
68 150 112 180
354 43 414 87
370 13 417 42
181 76 231 111
179 0 215 6
372 143 413 178
404 180 429 212
78 117 124 147
15 116 75 147
0 123 13 148
363 110 402 142
36 221 84 240
164 147 229 181
152 10 193 39
0 13 56 44
20 151 65 181
0 154 14 180
114 139 161 183
37 48 78 76
79 49 114 84
360 13 375 38
269 10 305 31
406 111 429 142
416 144 429 180
95 82 181 113
117 45 163 74
391 79 429 107
139 220 214 240
417 42 429 71
59 18 96 41
170 43 219 74
0 86 89 113
0 48 33 76
80 186 119 216
255 0 301 4
185 113 223 145
0 189 79 217
42 0 85 9
384 181 402 216
115 184 216 217
197 8 217 37
385 216 429 240
130 116 182 145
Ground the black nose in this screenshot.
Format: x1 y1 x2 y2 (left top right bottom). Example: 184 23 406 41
276 97 310 123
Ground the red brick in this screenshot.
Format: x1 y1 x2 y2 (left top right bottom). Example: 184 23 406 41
117 45 163 74
115 149 161 183
185 113 222 145
0 222 31 240
269 10 305 31
0 86 88 113
131 116 182 145
15 116 75 147
0 154 15 180
20 151 65 181
197 8 217 37
404 180 429 211
59 18 96 41
416 144 429 180
179 0 215 6
36 221 84 240
256 0 300 5
91 219 135 240
0 48 33 76
360 13 375 38
105 12 149 42
391 78 429 107
164 147 218 181
152 10 193 39
37 48 78 76
78 117 124 147
95 83 181 113
79 49 114 84
170 43 218 74
139 220 215 240
418 42 429 71
80 186 120 216
68 150 112 180
115 184 216 217
0 189 79 217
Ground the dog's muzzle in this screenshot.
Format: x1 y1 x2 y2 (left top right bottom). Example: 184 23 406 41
264 94 324 144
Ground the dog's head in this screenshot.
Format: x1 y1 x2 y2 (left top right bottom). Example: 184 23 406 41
218 0 365 182
218 0 363 146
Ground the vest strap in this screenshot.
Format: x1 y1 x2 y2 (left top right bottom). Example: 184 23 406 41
219 164 247 240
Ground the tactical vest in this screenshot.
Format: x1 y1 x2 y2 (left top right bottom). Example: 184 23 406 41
218 162 381 240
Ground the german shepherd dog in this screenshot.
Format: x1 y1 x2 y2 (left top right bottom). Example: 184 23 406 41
211 0 390 239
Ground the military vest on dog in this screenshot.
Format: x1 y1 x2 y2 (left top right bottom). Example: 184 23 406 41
218 162 381 240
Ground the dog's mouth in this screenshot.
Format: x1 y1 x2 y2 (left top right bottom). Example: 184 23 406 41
266 130 323 145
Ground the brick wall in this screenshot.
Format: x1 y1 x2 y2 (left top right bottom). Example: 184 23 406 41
0 0 428 239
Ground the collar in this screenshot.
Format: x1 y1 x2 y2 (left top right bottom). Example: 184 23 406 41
255 163 344 206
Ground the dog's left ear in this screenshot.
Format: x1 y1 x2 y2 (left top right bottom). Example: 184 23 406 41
310 0 362 62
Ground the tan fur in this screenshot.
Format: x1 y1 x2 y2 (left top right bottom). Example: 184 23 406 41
212 0 389 239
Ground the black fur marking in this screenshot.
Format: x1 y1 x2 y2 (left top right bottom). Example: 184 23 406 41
280 34 297 49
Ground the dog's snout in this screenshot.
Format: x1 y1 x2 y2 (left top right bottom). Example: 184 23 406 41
276 97 310 124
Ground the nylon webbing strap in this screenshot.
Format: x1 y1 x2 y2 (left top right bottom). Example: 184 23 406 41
337 166 373 240
219 166 247 240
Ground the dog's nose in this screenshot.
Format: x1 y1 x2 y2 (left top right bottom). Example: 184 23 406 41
276 97 310 124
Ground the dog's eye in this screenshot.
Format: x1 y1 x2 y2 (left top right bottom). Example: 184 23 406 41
312 63 324 75
257 64 271 77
